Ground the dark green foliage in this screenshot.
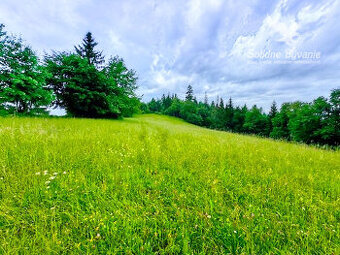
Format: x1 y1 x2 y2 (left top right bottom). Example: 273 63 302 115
267 101 278 133
219 98 224 109
44 32 139 119
179 101 202 125
0 24 53 115
232 106 247 133
45 52 139 118
105 56 137 94
0 26 140 118
288 102 322 143
326 89 340 144
164 98 181 117
45 53 114 118
270 103 291 139
225 98 234 130
75 32 104 67
243 106 269 136
185 85 194 101
269 101 278 119
103 56 139 117
146 88 339 147
161 94 172 111
287 95 339 145
197 102 212 127
139 102 150 113
148 98 162 112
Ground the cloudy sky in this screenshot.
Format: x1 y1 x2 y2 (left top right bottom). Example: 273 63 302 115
1 0 340 111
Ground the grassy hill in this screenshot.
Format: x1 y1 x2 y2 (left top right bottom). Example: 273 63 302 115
0 114 339 254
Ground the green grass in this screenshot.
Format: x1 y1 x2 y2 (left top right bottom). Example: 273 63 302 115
0 114 339 254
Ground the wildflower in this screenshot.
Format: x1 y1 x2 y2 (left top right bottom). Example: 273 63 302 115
35 172 41 175
49 176 56 180
50 207 55 210
96 233 100 238
63 171 67 174
45 180 50 185
53 172 58 176
43 171 48 175
234 230 237 234
47 186 50 189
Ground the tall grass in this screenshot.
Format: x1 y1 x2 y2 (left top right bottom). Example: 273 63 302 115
0 114 339 254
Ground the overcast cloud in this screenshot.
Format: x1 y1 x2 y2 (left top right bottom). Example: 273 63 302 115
1 0 340 111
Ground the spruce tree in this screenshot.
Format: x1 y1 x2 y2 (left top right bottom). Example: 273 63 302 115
219 98 224 108
269 101 278 119
228 97 233 108
225 97 234 130
185 85 194 101
75 32 104 67
204 92 208 105
267 101 278 134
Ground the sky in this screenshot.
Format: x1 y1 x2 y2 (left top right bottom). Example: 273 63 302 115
1 0 340 111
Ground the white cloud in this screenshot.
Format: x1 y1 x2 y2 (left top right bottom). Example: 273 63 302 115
1 0 340 110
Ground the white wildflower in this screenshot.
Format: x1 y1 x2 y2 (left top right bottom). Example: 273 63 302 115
49 176 56 180
35 172 41 175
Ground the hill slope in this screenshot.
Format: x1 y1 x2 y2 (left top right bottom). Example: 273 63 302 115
0 114 339 254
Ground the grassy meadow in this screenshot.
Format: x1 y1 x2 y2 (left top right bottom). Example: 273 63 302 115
0 114 339 254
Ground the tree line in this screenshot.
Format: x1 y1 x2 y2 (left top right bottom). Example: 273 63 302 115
1 24 339 146
143 85 340 146
0 24 139 118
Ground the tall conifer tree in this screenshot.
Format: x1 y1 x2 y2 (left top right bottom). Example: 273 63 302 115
75 32 104 67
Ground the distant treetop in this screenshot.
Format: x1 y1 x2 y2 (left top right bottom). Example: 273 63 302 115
75 32 105 67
